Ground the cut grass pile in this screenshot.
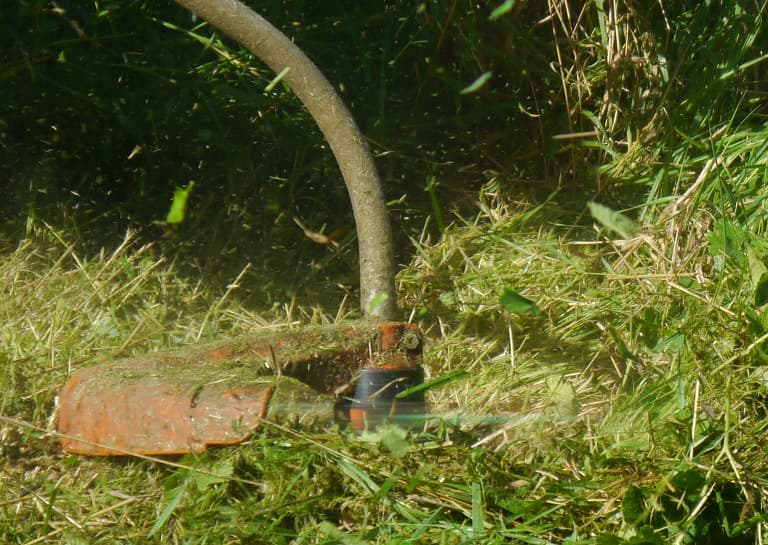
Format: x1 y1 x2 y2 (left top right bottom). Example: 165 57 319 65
3 169 768 543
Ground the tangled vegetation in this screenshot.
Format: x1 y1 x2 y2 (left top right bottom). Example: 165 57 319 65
3 1 768 543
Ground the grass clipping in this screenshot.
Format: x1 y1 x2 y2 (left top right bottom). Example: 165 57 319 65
2 196 768 543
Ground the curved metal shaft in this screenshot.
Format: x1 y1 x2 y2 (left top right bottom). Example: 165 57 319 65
175 0 398 320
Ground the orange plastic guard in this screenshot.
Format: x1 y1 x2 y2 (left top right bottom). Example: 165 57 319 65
57 322 422 456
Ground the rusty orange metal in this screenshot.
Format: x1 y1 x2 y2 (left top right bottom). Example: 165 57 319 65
58 361 274 455
57 322 422 455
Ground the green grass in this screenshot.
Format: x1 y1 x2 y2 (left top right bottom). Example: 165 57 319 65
3 173 768 543
4 1 768 543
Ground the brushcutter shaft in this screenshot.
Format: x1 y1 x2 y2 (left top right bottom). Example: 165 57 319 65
174 0 398 320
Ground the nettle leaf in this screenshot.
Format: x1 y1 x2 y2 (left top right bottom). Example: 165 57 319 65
545 376 579 419
587 201 637 239
707 218 747 268
378 425 410 457
194 457 234 492
166 181 195 224
500 288 540 316
438 290 457 307
670 468 705 492
360 425 410 457
652 333 686 354
622 485 646 525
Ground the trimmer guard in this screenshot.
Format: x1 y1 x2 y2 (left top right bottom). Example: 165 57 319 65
57 322 422 455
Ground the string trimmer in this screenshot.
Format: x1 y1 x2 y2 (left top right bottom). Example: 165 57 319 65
56 0 426 456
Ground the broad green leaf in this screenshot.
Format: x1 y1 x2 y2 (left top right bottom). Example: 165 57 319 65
438 290 457 307
707 218 747 269
166 181 195 224
652 333 686 354
194 458 233 492
489 0 516 20
460 71 492 95
587 201 637 239
318 521 344 539
545 377 579 419
378 425 410 457
500 288 540 316
669 468 705 492
361 425 411 457
622 485 646 525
